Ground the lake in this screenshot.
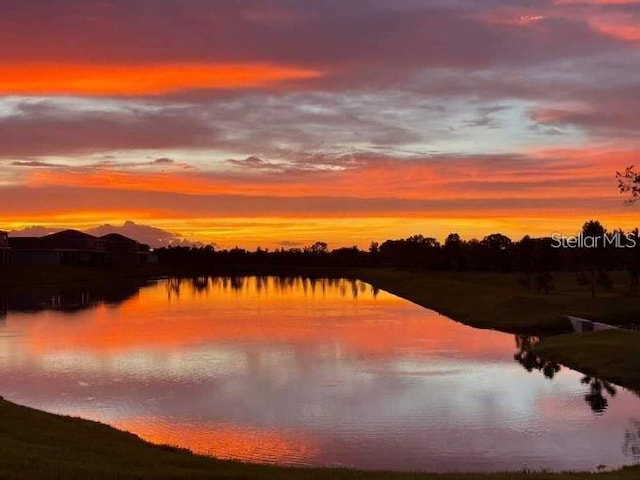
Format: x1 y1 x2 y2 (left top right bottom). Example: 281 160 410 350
0 276 638 472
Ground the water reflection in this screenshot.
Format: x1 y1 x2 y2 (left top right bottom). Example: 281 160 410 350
514 336 623 415
582 376 618 415
162 276 380 305
0 277 639 473
0 295 7 322
514 336 561 380
624 420 640 460
0 280 150 317
165 276 370 300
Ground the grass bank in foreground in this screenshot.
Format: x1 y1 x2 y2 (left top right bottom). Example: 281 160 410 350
1 397 639 480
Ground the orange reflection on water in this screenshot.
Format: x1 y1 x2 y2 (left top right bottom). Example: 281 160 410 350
14 277 514 361
2 277 640 472
112 417 319 465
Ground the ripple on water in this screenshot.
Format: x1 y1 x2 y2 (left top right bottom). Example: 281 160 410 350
0 277 639 473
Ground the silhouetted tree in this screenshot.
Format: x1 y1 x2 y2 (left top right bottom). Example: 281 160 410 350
581 220 607 299
514 235 535 290
444 233 464 270
153 220 640 278
480 234 513 271
307 242 328 255
481 233 512 251
617 165 640 202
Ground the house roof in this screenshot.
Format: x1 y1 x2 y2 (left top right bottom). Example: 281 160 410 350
7 229 149 252
101 233 138 243
8 237 42 249
35 229 105 251
42 230 98 242
101 233 150 252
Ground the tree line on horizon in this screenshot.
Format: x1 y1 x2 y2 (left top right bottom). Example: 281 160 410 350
156 220 640 295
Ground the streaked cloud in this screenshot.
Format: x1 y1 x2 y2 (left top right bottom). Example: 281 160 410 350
0 63 323 96
1 0 639 246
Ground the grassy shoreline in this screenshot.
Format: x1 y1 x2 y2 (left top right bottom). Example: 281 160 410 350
353 269 640 333
1 265 639 478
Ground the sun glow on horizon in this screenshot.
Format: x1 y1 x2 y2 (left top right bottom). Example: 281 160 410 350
3 214 640 250
2 0 640 247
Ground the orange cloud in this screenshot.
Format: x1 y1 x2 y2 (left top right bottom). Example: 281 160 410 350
0 63 323 96
24 152 613 202
3 146 637 248
588 17 640 41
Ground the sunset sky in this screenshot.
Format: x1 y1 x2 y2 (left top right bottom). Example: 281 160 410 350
1 0 639 248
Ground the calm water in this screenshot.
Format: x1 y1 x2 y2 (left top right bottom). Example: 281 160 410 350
0 277 639 473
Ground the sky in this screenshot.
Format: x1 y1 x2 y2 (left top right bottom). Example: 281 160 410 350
1 0 639 249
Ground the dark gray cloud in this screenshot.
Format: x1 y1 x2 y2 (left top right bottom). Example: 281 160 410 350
0 101 217 157
0 1 630 74
11 160 67 168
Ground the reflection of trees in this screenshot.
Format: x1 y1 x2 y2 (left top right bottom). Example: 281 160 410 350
229 276 245 292
190 276 210 294
255 275 268 295
581 375 617 414
0 294 7 322
166 278 182 300
308 277 317 294
49 290 94 311
0 274 380 324
350 279 359 299
514 336 561 379
167 275 377 302
3 280 151 315
514 336 623 415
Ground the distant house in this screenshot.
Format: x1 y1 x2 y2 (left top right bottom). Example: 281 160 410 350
101 233 151 264
9 230 106 265
0 230 9 265
8 229 152 265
